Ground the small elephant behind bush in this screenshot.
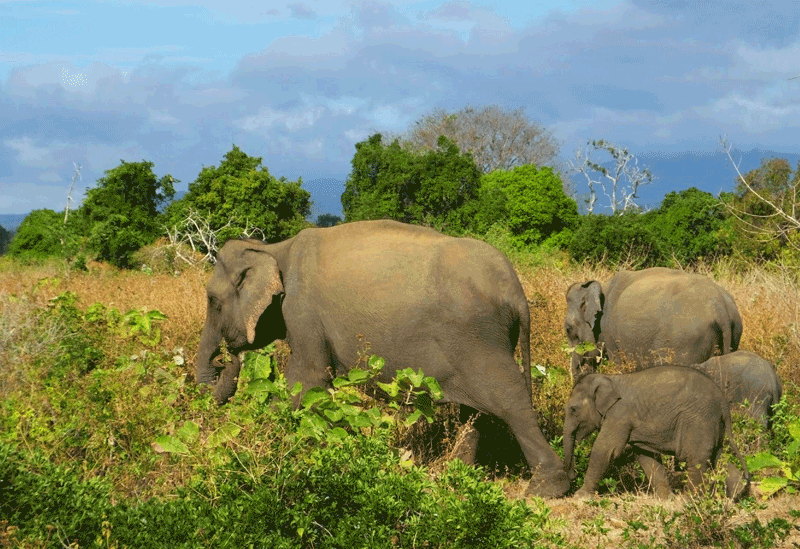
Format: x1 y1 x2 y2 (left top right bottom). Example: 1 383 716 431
693 350 782 428
563 366 750 499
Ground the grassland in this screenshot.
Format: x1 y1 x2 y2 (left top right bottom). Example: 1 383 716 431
1 251 798 548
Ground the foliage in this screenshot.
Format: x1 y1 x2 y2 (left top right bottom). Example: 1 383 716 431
0 223 9 255
165 145 311 246
341 134 481 232
314 213 342 227
80 160 176 268
721 156 800 263
481 165 578 247
7 209 82 261
648 187 730 264
399 104 561 173
745 397 800 498
568 211 668 268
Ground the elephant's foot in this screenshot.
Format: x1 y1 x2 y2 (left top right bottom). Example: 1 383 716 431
526 468 569 498
725 463 750 501
573 486 595 499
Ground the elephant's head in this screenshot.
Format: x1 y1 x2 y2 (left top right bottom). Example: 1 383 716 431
564 281 604 380
196 239 286 404
562 374 620 481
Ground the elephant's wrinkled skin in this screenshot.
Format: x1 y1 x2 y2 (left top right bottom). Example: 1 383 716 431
565 268 743 379
694 350 783 428
196 220 569 497
563 366 750 499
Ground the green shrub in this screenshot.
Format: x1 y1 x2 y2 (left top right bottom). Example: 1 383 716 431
568 211 668 268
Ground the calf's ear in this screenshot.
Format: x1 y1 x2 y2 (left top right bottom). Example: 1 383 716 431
592 376 620 417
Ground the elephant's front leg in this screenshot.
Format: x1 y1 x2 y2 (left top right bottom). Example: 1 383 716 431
635 451 671 498
575 426 631 498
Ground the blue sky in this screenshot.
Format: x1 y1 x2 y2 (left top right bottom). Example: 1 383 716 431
1 0 798 219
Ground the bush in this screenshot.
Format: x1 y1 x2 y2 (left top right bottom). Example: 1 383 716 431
568 211 669 268
481 165 578 247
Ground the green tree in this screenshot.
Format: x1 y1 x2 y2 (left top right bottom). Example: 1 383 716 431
81 160 176 268
648 187 730 264
0 223 9 255
569 211 668 268
342 134 481 231
722 156 800 262
481 165 578 246
8 209 67 259
166 145 311 244
315 213 342 227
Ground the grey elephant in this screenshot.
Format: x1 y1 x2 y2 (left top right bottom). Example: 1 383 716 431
565 267 743 379
693 350 783 428
196 219 569 498
563 366 750 499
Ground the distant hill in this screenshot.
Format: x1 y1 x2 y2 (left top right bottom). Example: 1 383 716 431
0 213 26 233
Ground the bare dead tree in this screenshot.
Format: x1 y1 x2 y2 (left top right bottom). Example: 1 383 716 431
164 209 268 266
720 136 800 252
568 139 653 214
64 162 81 224
401 105 561 173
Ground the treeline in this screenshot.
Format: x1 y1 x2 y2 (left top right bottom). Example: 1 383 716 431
3 106 799 269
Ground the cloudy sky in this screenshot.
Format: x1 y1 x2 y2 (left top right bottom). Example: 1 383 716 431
1 0 798 219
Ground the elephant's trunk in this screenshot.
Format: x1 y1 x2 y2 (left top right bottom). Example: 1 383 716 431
196 321 221 386
213 354 242 405
562 424 578 481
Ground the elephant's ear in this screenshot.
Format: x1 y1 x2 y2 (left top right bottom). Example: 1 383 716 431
237 250 284 345
581 281 604 331
593 376 620 417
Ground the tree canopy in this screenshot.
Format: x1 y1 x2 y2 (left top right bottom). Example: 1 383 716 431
341 134 481 231
81 160 176 268
165 145 311 245
400 105 560 173
7 209 66 259
480 165 578 246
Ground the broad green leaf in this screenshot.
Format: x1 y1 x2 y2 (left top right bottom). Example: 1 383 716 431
301 387 329 408
323 408 343 423
423 377 443 400
245 379 275 395
153 435 189 454
246 353 273 379
339 404 362 416
406 369 425 387
364 407 382 425
290 382 303 395
206 423 241 448
368 355 385 371
758 476 789 499
347 413 373 428
177 421 199 444
348 368 369 384
748 452 785 472
327 427 349 442
332 376 354 388
404 410 423 427
376 381 400 397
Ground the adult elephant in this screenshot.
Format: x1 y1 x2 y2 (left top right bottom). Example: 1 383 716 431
565 267 742 379
196 220 569 498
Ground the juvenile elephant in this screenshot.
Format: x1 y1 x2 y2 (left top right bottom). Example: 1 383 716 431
563 366 750 499
565 267 743 379
694 351 783 428
196 220 569 497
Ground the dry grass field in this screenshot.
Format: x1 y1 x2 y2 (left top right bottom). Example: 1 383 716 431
1 253 798 547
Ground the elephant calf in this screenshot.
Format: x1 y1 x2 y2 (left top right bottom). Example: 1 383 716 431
693 350 783 428
563 366 750 499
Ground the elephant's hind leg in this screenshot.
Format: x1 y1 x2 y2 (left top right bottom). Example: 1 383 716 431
635 452 671 498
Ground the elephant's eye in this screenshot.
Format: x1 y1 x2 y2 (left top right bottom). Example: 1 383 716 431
569 405 578 415
208 295 221 311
